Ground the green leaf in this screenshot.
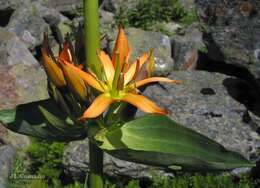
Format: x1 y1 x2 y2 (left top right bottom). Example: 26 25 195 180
95 114 255 171
0 99 87 141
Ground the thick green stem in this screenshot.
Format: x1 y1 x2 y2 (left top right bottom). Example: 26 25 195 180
83 0 101 77
88 141 104 188
83 0 104 187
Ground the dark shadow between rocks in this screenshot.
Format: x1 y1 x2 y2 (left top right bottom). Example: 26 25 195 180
0 9 14 27
223 78 260 117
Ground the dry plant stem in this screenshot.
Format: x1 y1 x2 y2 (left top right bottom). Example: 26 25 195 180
83 0 104 187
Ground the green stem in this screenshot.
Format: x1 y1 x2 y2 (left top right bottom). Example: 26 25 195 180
83 0 104 187
84 0 101 78
88 141 104 188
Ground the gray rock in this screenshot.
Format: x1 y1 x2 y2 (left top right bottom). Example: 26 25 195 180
100 9 115 26
6 4 49 50
40 0 82 16
0 28 48 109
109 28 174 76
0 145 16 188
0 28 47 150
195 0 260 76
63 139 173 181
172 23 205 70
137 71 260 161
102 0 138 13
0 0 29 11
180 0 195 9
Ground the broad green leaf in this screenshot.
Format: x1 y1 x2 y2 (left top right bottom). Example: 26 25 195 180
95 114 255 171
0 99 87 141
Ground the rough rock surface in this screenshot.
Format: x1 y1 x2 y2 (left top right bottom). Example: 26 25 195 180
195 0 260 76
38 0 82 16
6 4 49 50
0 28 48 150
172 23 205 70
63 139 173 181
137 71 260 161
0 145 16 188
109 28 174 76
0 28 48 109
102 0 138 13
0 0 29 11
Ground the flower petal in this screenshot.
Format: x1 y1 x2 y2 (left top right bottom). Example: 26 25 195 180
132 77 181 88
97 50 115 83
80 94 113 119
59 43 72 63
112 26 130 67
41 48 66 87
122 93 167 115
124 52 149 85
62 62 105 92
60 61 88 101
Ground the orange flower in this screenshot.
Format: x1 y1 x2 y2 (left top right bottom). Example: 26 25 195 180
41 33 88 101
60 26 181 120
41 33 66 88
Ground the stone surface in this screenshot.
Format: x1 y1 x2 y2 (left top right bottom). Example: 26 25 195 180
0 125 30 150
109 28 174 76
0 0 29 11
6 4 49 50
100 9 115 26
40 0 82 16
63 139 173 181
195 0 260 74
180 0 195 9
0 28 47 150
172 23 205 70
137 71 260 161
102 0 138 13
0 145 16 188
0 28 48 109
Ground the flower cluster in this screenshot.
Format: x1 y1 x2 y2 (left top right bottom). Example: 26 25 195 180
41 26 180 120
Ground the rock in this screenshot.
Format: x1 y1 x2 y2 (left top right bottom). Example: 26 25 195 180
100 9 115 26
63 139 173 181
180 0 195 9
6 4 49 50
195 0 260 76
150 21 182 36
172 23 205 70
0 0 29 11
137 71 260 161
0 145 16 188
0 28 48 149
109 28 174 76
102 0 138 13
0 28 48 109
0 125 30 150
40 0 82 17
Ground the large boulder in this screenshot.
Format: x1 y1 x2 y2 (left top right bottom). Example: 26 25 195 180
102 0 138 13
109 28 174 76
0 0 29 11
0 145 16 188
40 0 82 17
137 71 260 161
0 28 48 149
195 0 260 77
63 139 173 181
172 23 205 70
0 28 48 109
6 4 49 50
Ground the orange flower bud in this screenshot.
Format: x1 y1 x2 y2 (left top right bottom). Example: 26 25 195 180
41 48 66 88
60 60 88 101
